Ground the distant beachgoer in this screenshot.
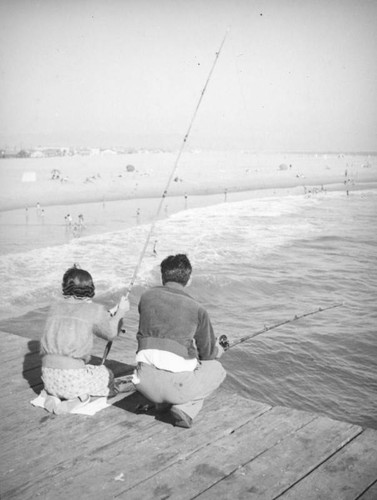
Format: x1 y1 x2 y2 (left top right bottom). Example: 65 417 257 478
65 214 73 226
78 214 85 227
72 223 80 236
184 193 188 209
40 265 130 406
224 189 228 202
51 169 60 180
344 176 352 196
133 254 226 428
153 240 158 257
36 202 41 216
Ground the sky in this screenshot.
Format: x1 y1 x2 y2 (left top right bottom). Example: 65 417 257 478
1 0 376 152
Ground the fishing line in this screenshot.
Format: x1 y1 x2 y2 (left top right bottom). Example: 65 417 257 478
219 302 344 351
102 29 230 364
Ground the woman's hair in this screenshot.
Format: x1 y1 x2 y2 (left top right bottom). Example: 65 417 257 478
62 265 95 298
160 254 192 286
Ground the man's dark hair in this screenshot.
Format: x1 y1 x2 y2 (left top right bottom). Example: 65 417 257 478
160 254 192 286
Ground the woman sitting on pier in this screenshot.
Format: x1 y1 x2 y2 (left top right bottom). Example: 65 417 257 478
40 265 129 406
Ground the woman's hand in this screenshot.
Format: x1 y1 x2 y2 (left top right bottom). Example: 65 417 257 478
117 297 130 334
118 295 130 312
108 296 130 317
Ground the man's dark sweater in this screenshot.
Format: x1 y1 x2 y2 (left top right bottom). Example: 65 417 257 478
137 282 218 361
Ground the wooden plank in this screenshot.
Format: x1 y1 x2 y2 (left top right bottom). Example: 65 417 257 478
1 391 270 500
2 388 269 486
2 330 377 500
277 429 377 500
0 331 39 364
0 352 43 423
194 416 362 500
1 380 41 416
4 365 42 391
0 364 41 393
1 390 153 497
358 480 377 500
8 404 305 500
114 407 317 500
0 365 41 422
0 389 151 457
0 307 48 342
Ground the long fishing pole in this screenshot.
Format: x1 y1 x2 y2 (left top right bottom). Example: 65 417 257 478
219 302 344 351
101 30 230 365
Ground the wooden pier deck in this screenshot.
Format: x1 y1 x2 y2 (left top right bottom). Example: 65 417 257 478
1 329 377 500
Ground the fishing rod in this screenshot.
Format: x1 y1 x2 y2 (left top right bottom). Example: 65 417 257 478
101 30 230 365
218 302 344 351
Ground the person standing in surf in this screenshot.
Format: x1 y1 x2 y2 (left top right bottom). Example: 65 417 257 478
40 265 129 405
133 254 226 428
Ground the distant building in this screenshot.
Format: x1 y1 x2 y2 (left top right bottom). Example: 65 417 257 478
42 148 65 157
100 149 117 155
77 148 92 156
30 151 44 158
0 149 18 159
17 149 30 158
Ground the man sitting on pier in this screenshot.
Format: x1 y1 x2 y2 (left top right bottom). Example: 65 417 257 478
132 254 226 428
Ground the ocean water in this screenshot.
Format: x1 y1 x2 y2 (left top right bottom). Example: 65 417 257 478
0 187 376 429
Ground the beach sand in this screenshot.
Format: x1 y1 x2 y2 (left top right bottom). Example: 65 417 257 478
1 151 376 214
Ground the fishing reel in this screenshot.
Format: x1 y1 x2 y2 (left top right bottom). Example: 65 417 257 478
219 335 230 351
